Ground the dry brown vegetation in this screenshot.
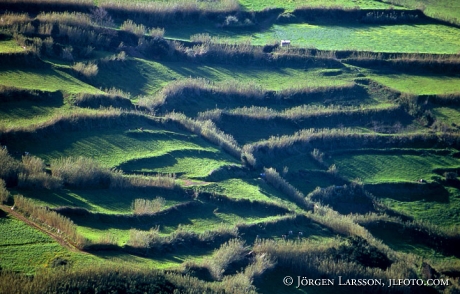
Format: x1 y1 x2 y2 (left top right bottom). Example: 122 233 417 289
132 197 165 215
202 238 249 280
13 195 87 247
18 155 63 189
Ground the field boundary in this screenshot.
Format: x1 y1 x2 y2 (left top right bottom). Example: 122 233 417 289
0 204 85 253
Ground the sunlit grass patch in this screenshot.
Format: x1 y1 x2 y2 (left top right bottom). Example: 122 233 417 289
432 107 460 126
0 67 102 94
15 187 186 215
378 189 460 228
94 58 353 97
239 0 398 11
117 149 239 179
6 126 223 168
0 217 69 274
0 39 25 53
331 150 460 183
246 23 460 53
0 94 71 129
0 216 54 246
370 74 460 95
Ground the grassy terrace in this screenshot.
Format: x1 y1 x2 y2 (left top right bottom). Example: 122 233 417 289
239 0 399 11
1 1 460 293
168 23 460 54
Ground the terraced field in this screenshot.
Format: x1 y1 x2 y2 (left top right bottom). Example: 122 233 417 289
1 0 460 293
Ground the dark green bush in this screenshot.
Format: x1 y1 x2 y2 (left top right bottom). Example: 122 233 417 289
327 236 392 270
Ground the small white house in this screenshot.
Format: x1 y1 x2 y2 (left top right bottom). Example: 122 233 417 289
280 40 291 47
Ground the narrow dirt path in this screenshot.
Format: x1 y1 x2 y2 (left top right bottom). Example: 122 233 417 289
0 204 86 253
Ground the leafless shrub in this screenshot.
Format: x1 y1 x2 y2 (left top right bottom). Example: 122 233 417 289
51 157 112 188
43 37 54 55
61 46 73 61
18 155 62 189
202 238 249 280
132 197 166 215
127 227 159 248
120 19 146 37
37 12 93 27
148 27 165 38
72 62 98 77
90 7 114 27
0 12 30 26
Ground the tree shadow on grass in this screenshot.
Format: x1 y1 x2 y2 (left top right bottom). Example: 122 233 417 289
15 188 93 210
366 182 450 203
117 149 231 176
0 91 64 119
69 202 219 231
90 60 149 96
367 222 460 259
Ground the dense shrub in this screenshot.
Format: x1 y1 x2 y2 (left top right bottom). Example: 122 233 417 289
0 179 10 204
203 238 249 280
0 265 178 294
110 173 177 190
445 171 458 181
73 92 133 109
327 236 392 270
18 155 62 189
308 183 375 215
126 223 239 255
0 147 21 186
51 156 112 188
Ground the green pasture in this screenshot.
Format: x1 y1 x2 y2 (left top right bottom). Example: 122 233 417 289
0 216 69 274
382 0 460 24
1 0 460 286
0 216 54 246
71 201 288 240
369 74 460 95
118 149 238 178
432 107 460 126
331 150 460 183
0 243 72 274
239 0 398 11
6 125 224 168
380 190 460 227
247 23 460 53
202 177 293 205
0 40 25 53
368 223 460 260
94 58 352 97
0 67 102 94
167 22 460 53
274 153 322 172
15 187 187 214
0 94 73 130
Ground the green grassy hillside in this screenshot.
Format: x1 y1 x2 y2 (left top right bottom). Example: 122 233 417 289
1 1 460 293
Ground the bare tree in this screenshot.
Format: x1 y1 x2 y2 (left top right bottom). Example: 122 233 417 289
90 7 114 27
